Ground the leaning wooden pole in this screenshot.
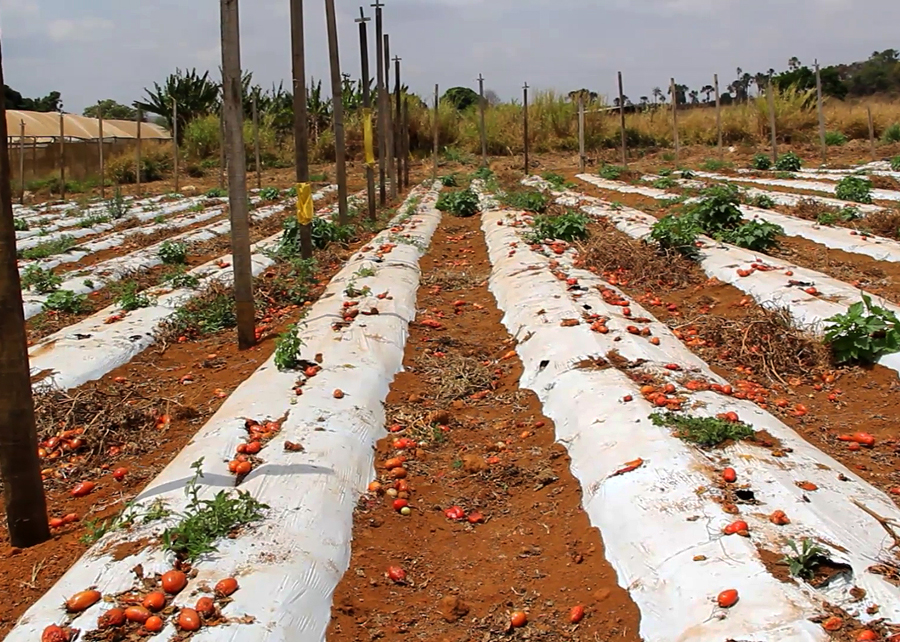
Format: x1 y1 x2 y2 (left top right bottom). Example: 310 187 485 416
98 103 106 199
356 7 376 221
325 0 349 225
290 0 313 259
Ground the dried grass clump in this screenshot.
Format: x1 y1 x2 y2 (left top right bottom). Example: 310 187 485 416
862 208 900 239
418 351 494 403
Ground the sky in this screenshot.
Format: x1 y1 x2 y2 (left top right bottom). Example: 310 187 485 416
1 0 899 114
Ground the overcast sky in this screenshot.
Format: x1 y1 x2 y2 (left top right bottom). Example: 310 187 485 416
1 0 898 113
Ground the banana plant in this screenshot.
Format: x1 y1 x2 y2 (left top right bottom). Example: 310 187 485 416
136 68 220 144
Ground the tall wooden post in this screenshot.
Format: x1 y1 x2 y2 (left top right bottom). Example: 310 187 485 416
867 106 876 161
0 35 51 548
523 82 530 174
714 74 722 158
220 0 256 350
767 77 778 164
356 7 376 221
172 99 180 194
98 102 105 199
219 110 226 190
325 0 349 225
815 61 827 164
135 107 143 194
402 96 409 189
432 84 439 179
393 55 402 192
372 0 386 206
18 121 25 205
384 34 396 200
252 93 261 190
477 73 487 166
669 78 679 163
577 94 585 172
59 112 66 200
290 0 313 258
618 72 627 166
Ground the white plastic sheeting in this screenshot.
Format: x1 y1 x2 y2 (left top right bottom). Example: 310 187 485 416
8 182 442 642
476 183 900 641
19 187 336 320
556 175 900 376
696 171 900 203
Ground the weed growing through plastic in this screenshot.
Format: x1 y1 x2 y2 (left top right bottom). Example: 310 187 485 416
835 175 874 204
436 189 480 218
114 281 153 311
158 240 188 264
783 539 828 580
650 412 755 447
825 292 900 364
105 187 130 220
274 323 305 371
700 159 731 172
19 235 79 260
14 217 29 231
21 265 62 294
42 290 87 314
205 187 227 198
259 186 281 201
525 210 589 244
598 164 626 180
751 194 776 209
500 189 548 213
161 268 200 290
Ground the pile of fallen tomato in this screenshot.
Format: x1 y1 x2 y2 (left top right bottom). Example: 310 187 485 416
41 569 240 641
228 417 283 478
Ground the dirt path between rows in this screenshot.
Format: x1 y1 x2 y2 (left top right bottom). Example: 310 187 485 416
326 212 642 641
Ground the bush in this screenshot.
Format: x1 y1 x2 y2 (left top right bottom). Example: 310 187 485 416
500 189 548 213
21 265 62 294
824 131 847 146
259 187 281 201
106 148 171 184
440 174 458 187
700 159 731 172
751 194 776 209
650 213 701 258
825 293 900 364
835 175 873 204
598 165 626 180
42 290 87 314
775 152 802 172
652 176 677 189
751 154 772 170
882 123 900 144
690 184 743 233
14 217 28 231
183 114 220 160
525 210 589 243
472 167 494 181
435 189 480 218
891 156 900 172
278 215 353 255
719 220 783 252
159 240 188 264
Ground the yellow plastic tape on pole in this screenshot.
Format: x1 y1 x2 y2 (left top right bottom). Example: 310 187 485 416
363 108 375 167
295 182 313 225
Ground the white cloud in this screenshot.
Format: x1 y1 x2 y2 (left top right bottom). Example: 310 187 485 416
47 17 113 43
0 0 38 16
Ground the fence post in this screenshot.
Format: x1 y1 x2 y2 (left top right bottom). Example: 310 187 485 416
384 34 396 200
767 77 778 164
618 72 628 166
477 73 488 166
325 0 349 224
393 55 402 192
578 94 585 173
867 106 876 161
523 82 529 174
219 110 226 190
432 83 439 179
172 99 180 194
289 0 312 259
136 107 143 194
372 0 386 206
714 73 723 158
402 96 410 189
98 103 105 199
59 112 66 201
252 93 261 190
0 39 52 548
815 60 827 164
670 78 679 163
18 121 25 204
356 8 376 220
220 0 256 350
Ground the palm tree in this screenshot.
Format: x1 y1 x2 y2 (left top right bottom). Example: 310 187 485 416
639 96 649 110
652 87 663 105
701 85 714 103
136 68 220 144
689 90 699 104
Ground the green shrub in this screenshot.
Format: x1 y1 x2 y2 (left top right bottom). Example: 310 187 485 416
690 184 743 233
259 187 281 201
472 167 494 181
598 165 626 180
652 176 677 189
719 220 783 252
775 152 802 172
105 187 130 219
440 174 458 187
541 172 572 189
890 156 900 172
21 265 62 294
680 169 696 179
114 281 153 311
500 189 548 213
205 187 227 198
435 189 480 218
882 123 900 144
825 293 900 364
525 210 589 244
14 217 29 231
700 158 731 172
751 154 772 170
274 323 305 371
278 215 353 256
824 131 847 146
159 240 188 264
183 114 220 160
835 175 873 204
42 290 87 314
751 194 776 209
650 213 701 258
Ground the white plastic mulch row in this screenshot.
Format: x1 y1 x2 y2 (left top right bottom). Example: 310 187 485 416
624 173 900 264
475 181 900 641
563 175 900 376
10 181 443 642
29 189 356 391
697 170 900 203
20 187 337 321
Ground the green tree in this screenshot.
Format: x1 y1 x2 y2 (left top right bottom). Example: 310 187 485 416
135 69 220 145
83 100 137 120
4 85 62 112
442 86 480 111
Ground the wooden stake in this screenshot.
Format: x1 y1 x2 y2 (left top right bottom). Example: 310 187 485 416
0 35 51 548
477 73 487 166
867 106 876 161
59 112 66 201
578 93 585 173
815 60 827 163
384 34 397 200
325 0 349 224
172 99 179 194
523 82 529 174
714 74 722 158
136 108 143 194
767 77 778 164
290 0 312 258
220 0 256 350
432 83 439 179
618 71 627 166
402 96 410 189
18 121 25 205
98 102 105 199
356 7 376 221
393 55 402 192
252 93 261 190
670 78 679 162
372 0 386 206
219 110 226 190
